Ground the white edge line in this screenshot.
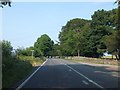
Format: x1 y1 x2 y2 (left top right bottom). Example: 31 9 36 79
61 61 105 89
16 59 48 90
82 80 89 85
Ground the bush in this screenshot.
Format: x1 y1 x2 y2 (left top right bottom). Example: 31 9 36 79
2 56 33 88
2 40 46 88
1 40 13 57
17 55 46 66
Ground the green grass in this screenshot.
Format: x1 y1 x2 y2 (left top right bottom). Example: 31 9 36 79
65 57 119 66
2 55 46 88
101 55 116 59
17 56 46 66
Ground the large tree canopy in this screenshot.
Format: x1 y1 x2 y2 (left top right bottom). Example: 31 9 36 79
2 1 120 60
1 40 13 57
103 30 120 60
90 9 116 57
34 34 54 57
59 18 90 56
58 8 117 58
101 1 120 60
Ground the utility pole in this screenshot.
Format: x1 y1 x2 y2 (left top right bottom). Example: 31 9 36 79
31 50 34 60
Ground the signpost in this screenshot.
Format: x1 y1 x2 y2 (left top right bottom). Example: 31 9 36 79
31 50 34 60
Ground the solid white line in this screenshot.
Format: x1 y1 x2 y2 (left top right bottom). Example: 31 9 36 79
61 61 105 89
82 80 89 85
16 59 48 90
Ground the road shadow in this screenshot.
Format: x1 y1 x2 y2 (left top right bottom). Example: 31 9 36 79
5 59 120 89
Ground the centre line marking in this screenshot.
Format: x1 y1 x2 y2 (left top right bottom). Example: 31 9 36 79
59 60 105 90
82 80 89 85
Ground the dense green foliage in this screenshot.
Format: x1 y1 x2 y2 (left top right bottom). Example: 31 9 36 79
2 56 32 88
1 40 45 88
102 2 120 60
103 30 120 60
17 46 34 56
17 56 46 66
2 2 120 88
89 9 115 57
2 40 13 57
50 44 61 57
59 18 90 56
58 8 119 59
16 34 58 57
34 34 54 57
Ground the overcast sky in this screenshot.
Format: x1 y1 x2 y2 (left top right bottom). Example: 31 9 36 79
2 2 117 49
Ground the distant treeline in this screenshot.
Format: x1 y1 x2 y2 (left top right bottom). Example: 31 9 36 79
11 8 120 60
1 8 120 60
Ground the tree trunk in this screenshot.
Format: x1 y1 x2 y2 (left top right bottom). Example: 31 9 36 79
115 55 119 60
118 50 120 60
118 54 120 60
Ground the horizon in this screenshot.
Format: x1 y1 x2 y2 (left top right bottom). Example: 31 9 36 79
2 2 117 49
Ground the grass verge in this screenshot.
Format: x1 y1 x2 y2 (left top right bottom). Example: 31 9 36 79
65 57 120 66
2 55 45 88
17 56 46 66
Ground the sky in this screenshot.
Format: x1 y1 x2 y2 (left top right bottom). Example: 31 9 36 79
1 2 117 49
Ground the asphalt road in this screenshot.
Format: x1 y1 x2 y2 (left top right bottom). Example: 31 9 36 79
17 59 119 89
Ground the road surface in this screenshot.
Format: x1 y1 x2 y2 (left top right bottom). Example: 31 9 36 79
17 59 119 89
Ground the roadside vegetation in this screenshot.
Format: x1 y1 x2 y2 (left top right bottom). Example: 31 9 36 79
2 56 32 88
101 55 116 59
2 55 46 88
1 1 120 88
65 56 120 66
58 7 120 60
2 40 46 88
17 56 45 66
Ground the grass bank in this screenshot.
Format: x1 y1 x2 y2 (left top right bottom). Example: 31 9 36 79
2 55 45 88
65 56 120 66
17 56 46 66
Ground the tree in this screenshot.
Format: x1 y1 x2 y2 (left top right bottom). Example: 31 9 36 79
1 40 13 57
17 47 27 56
0 0 11 8
34 34 54 57
59 18 90 56
68 22 89 57
103 31 120 60
118 1 120 30
90 9 116 57
102 1 120 60
58 8 117 58
101 0 120 60
114 1 120 29
47 44 61 57
16 46 44 57
91 9 117 29
34 47 43 57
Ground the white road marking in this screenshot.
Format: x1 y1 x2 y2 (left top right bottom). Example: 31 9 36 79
82 80 89 85
16 59 48 90
59 60 105 89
